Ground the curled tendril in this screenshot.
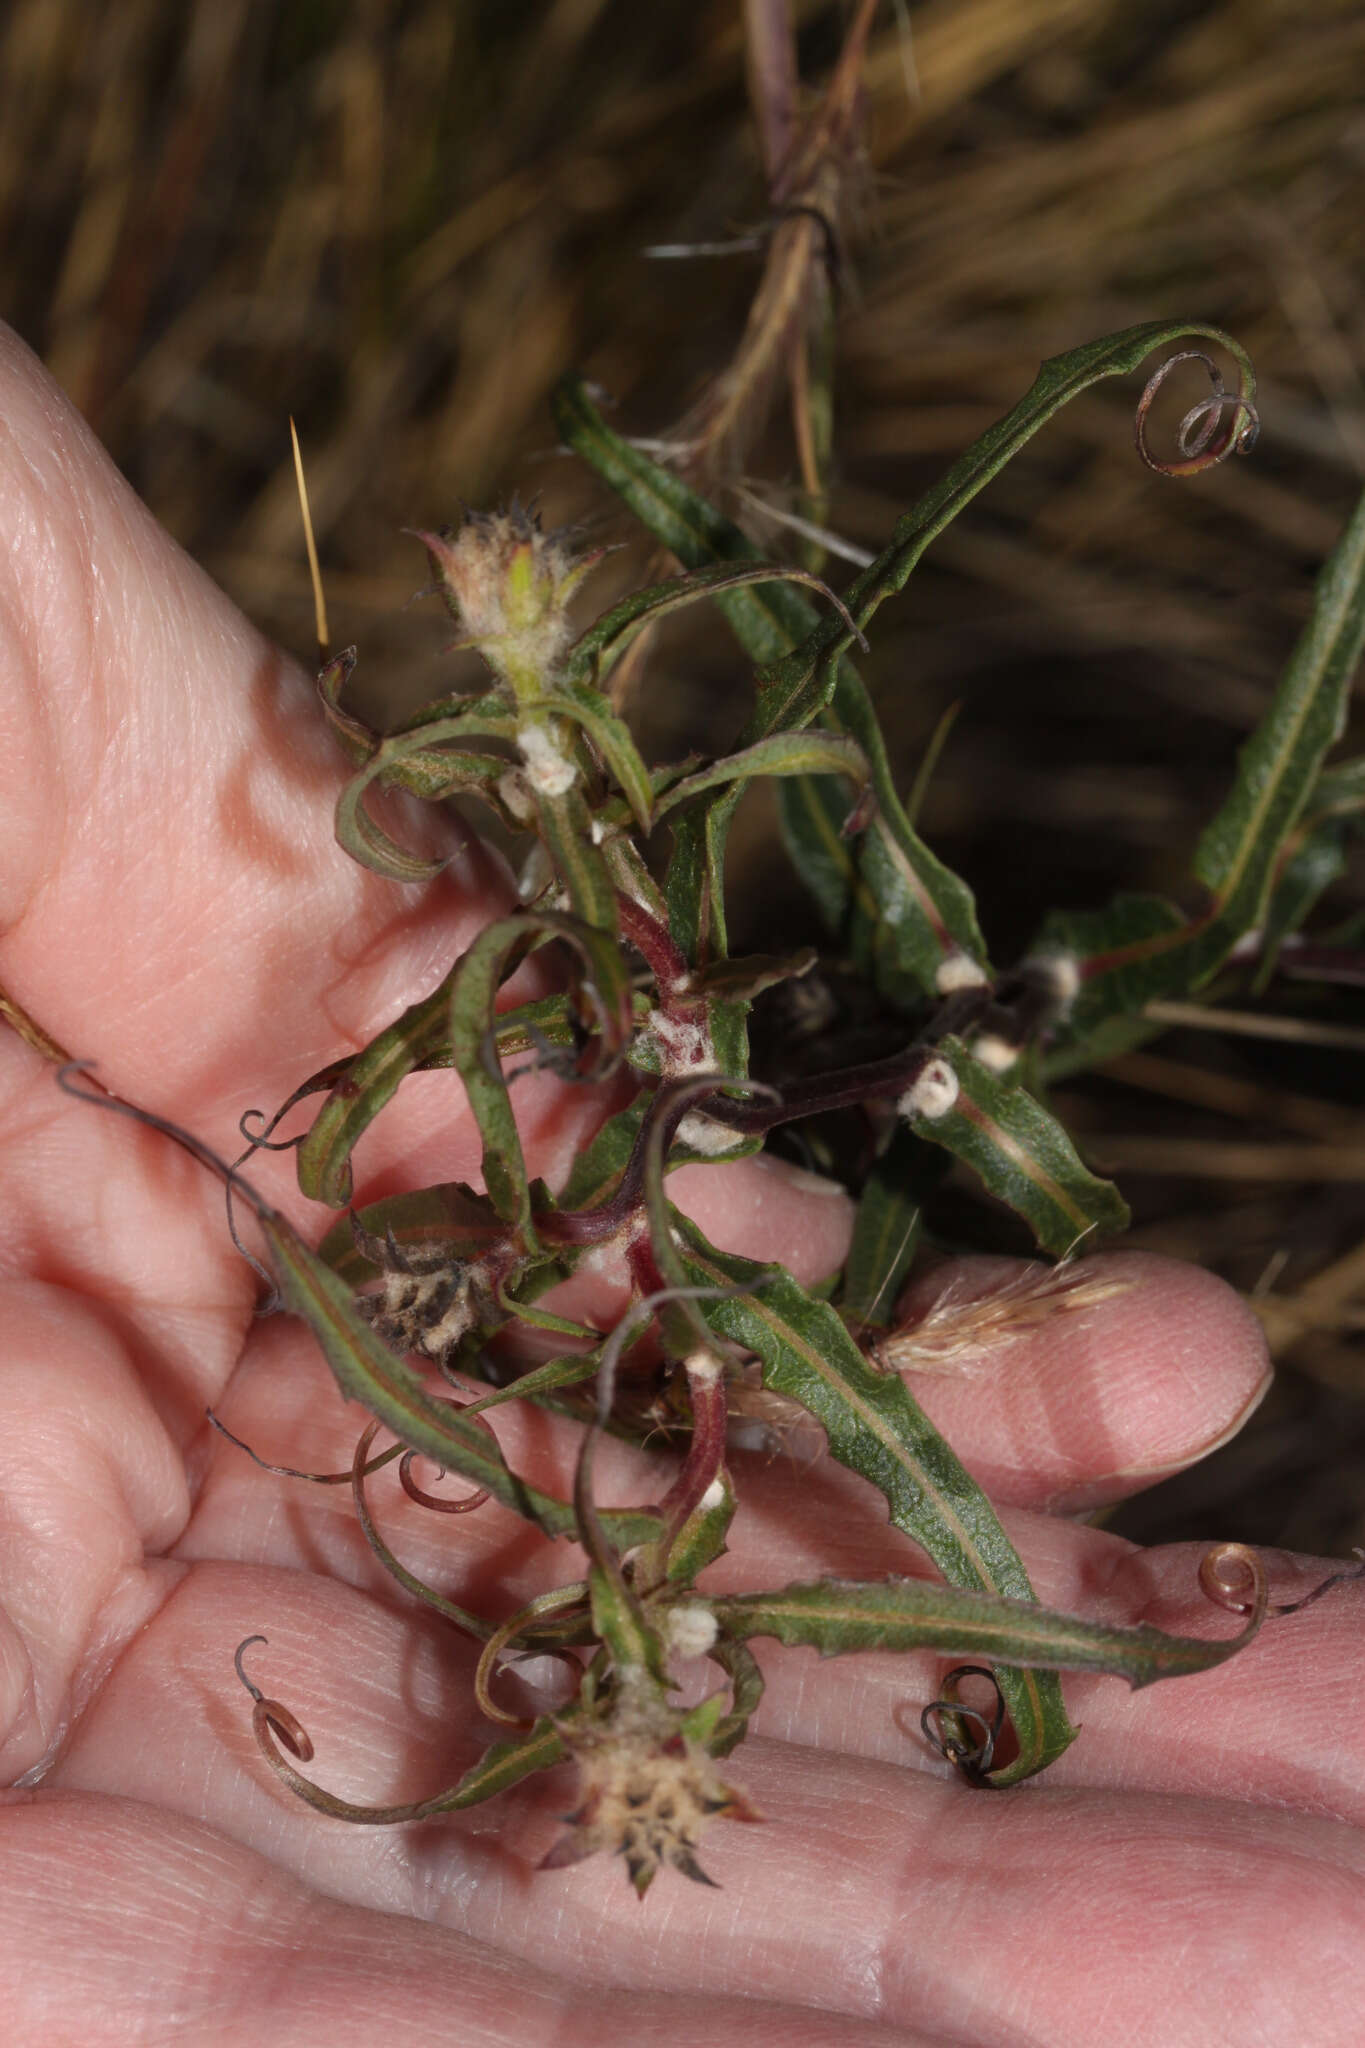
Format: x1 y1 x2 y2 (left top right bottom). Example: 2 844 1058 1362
1135 349 1260 478
1199 1540 1365 1620
474 1583 591 1728
349 1420 491 1639
399 1445 492 1514
237 1106 302 1154
233 1630 471 1824
391 1392 493 1515
233 1636 315 1762
920 1665 1007 1787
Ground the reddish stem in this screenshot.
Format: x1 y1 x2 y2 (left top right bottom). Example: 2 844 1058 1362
655 1356 730 1538
616 892 691 996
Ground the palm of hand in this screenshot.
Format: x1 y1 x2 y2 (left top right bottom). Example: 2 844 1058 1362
0 329 1360 2048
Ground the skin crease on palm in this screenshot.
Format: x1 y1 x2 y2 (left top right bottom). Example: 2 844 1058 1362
0 322 1361 2048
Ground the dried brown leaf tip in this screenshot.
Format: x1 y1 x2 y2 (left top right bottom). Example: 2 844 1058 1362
541 1677 760 1897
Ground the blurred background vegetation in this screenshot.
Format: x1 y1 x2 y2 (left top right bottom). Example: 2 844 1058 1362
4 0 1363 1554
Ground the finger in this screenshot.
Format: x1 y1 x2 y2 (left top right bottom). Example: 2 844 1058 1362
40 1560 1365 2048
0 1794 924 2048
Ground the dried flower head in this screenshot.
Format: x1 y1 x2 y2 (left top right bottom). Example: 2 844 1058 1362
351 1220 488 1365
540 1676 760 1895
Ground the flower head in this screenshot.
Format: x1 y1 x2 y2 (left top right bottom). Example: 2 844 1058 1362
413 501 601 696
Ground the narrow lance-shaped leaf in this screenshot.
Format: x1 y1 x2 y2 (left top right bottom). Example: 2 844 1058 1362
333 702 521 882
297 990 576 1211
553 374 987 996
840 1130 924 1333
298 972 457 1206
554 1098 647 1213
260 1213 660 1548
653 730 870 821
752 320 1257 736
565 559 865 691
708 1573 1264 1689
1040 479 1365 1038
672 1212 1078 1784
449 910 634 1237
903 1037 1129 1256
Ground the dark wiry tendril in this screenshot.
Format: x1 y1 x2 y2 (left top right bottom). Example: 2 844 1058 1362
920 1665 1006 1787
1134 349 1260 478
207 1407 403 1487
56 1061 282 1311
237 1106 306 1153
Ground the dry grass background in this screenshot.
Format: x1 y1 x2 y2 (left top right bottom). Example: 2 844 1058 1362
4 0 1364 1555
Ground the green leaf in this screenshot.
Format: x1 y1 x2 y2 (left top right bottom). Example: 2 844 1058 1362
527 776 619 932
523 677 654 834
1190 479 1365 938
565 561 863 694
672 1213 1078 1784
1033 895 1188 1044
841 1131 923 1333
1041 481 1365 1036
554 1099 647 1212
554 374 987 997
333 702 521 882
428 1715 568 1812
260 1213 660 1548
662 1470 737 1587
775 771 866 935
709 1574 1262 1689
904 1037 1129 1256
462 1350 606 1418
295 991 575 1212
449 911 633 1236
752 320 1257 736
587 1563 667 1687
653 731 870 821
298 972 458 1206
662 797 751 1077
690 946 818 1004
317 1182 502 1284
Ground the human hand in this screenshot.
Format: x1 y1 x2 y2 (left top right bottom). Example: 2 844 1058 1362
0 325 1360 2048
